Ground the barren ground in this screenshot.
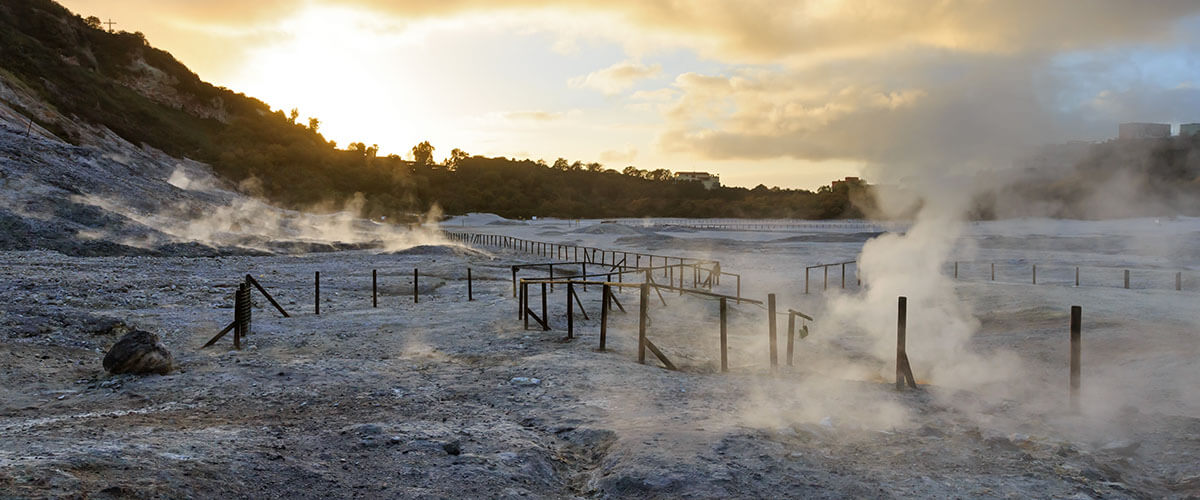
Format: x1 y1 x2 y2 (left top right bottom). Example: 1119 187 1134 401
2 221 1198 498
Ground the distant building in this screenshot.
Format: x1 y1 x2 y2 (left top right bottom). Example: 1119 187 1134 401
830 176 861 189
1118 122 1171 139
674 171 720 189
1180 123 1200 137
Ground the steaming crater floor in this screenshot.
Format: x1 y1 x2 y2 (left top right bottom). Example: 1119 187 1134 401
1 230 1198 498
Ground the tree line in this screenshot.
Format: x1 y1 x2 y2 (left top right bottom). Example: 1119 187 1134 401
0 0 873 222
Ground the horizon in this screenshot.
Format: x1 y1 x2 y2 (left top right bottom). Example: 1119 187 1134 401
58 1 1200 190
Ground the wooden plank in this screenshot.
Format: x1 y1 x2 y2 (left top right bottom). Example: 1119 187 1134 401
202 320 237 348
643 338 677 371
246 275 290 317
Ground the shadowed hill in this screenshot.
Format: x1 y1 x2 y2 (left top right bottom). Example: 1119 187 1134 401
0 0 870 221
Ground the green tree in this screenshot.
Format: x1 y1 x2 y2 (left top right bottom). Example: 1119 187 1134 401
412 141 435 165
448 148 469 169
647 168 672 181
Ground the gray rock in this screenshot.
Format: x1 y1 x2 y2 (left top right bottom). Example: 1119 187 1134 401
102 330 173 375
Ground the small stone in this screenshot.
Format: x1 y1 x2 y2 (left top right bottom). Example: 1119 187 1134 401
442 440 461 456
510 377 541 386
1099 440 1140 457
102 330 173 375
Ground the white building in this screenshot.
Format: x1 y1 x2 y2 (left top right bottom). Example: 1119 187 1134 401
1118 122 1171 139
674 171 720 190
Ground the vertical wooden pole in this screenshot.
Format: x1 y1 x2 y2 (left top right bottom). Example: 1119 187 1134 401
522 281 529 329
736 275 741 302
842 263 846 288
566 283 574 339
1070 305 1081 412
372 269 377 308
805 268 810 294
897 296 907 390
540 282 548 331
314 271 320 315
548 264 554 292
991 263 995 281
599 284 610 351
768 293 778 372
638 283 649 364
413 268 419 304
719 297 728 373
823 266 828 290
1075 267 1080 287
511 267 518 298
1124 270 1130 289
1033 264 1037 285
467 268 473 301
1177 271 1182 291
786 312 795 366
954 261 958 279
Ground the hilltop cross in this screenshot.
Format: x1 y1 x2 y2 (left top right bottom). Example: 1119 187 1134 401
103 18 116 32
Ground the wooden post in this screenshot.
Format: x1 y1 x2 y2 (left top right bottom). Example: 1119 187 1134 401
413 268 419 304
1070 305 1081 412
736 275 741 302
566 283 574 339
786 312 795 366
1124 270 1130 289
991 263 995 281
540 282 549 331
467 268 473 301
896 296 917 390
768 293 778 372
954 261 958 279
841 263 846 288
372 269 377 308
512 266 518 298
638 283 649 364
719 297 728 373
518 279 525 319
1177 271 1182 291
522 281 529 328
314 271 320 315
599 284 610 351
804 267 809 294
823 266 828 290
1033 264 1037 285
1075 267 1080 287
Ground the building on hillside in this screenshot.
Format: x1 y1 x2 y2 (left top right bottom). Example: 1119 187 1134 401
1180 123 1200 137
674 171 720 189
830 176 861 189
1118 122 1171 139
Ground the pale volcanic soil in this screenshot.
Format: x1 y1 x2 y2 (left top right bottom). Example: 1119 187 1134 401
1 217 1199 499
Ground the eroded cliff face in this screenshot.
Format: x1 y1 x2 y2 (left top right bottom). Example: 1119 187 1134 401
117 54 230 124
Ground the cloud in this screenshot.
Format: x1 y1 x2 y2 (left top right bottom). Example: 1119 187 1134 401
568 60 662 95
598 148 638 164
122 1 1200 61
503 110 569 121
655 41 1200 179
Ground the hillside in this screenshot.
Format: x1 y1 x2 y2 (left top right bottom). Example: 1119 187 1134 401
0 0 871 221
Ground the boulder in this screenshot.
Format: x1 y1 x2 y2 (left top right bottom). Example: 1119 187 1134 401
102 330 173 375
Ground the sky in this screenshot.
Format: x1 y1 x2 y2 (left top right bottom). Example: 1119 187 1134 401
60 1 1200 190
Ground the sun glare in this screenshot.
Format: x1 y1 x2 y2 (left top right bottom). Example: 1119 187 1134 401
226 6 424 153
